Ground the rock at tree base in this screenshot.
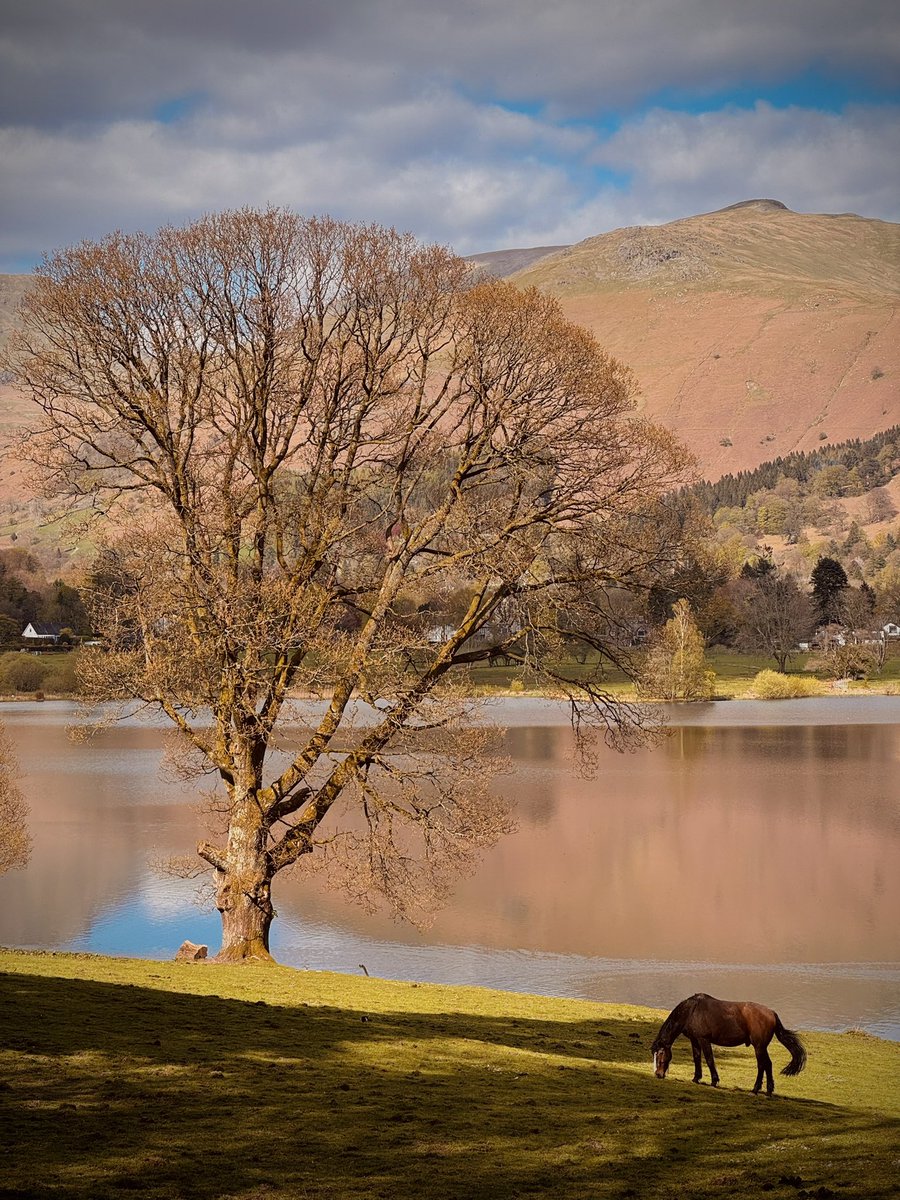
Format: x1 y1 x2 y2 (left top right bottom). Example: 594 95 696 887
175 941 208 961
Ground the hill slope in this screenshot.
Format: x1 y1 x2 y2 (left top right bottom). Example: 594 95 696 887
1 203 898 494
2 949 899 1200
489 201 900 477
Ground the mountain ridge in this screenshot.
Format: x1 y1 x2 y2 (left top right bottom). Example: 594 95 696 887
1 202 898 490
472 201 899 476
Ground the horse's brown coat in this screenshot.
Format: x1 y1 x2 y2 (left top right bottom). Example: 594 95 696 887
650 992 807 1095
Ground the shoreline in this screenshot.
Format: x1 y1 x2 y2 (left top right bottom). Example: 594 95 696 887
1 945 897 1043
3 683 899 703
4 944 896 1042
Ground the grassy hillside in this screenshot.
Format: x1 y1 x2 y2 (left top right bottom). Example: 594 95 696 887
509 201 900 477
513 201 900 300
2 949 898 1199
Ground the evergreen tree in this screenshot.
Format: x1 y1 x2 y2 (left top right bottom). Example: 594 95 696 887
740 552 775 581
860 581 877 616
811 556 849 625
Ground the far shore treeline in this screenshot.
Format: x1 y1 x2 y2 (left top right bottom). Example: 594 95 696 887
1 419 900 700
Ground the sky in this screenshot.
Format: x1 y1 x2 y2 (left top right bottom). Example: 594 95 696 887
1 0 899 272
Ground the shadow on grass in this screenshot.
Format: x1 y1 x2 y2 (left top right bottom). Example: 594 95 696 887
2 971 897 1200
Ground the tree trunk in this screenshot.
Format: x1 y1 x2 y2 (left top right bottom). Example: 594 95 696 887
212 794 276 963
214 869 275 962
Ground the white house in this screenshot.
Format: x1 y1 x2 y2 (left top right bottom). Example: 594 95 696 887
882 622 900 639
21 622 62 645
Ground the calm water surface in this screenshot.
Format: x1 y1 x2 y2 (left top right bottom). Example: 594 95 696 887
1 698 898 1038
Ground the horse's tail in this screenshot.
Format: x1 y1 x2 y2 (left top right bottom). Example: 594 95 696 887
775 1016 807 1076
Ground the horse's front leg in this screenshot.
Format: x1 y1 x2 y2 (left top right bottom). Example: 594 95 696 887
689 1037 703 1083
700 1039 719 1087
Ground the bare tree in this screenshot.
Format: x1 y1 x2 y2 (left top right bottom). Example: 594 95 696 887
10 209 688 961
865 487 896 524
0 724 29 875
841 584 877 632
734 571 814 672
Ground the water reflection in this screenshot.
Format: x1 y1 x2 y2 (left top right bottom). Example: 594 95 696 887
0 701 897 1037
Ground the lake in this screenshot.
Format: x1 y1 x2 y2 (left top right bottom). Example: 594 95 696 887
1 697 898 1038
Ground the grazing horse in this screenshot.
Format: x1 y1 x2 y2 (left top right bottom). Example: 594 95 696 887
651 993 806 1095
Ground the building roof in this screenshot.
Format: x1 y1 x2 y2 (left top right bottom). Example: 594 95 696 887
22 621 62 637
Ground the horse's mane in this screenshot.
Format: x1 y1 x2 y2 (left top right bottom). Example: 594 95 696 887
651 994 705 1051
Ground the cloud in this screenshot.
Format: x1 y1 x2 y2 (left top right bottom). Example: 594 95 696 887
593 103 900 225
1 1 898 267
3 0 898 125
0 94 586 260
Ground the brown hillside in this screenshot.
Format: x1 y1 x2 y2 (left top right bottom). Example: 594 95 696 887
0 273 31 344
503 200 900 477
1 203 898 498
0 274 33 444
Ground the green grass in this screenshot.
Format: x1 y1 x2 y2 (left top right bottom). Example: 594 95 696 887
0 648 80 698
708 651 797 692
2 950 898 1199
467 652 812 700
466 649 900 699
466 659 635 697
2 647 897 702
865 652 900 684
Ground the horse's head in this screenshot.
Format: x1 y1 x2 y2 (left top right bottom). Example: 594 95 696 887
652 1044 671 1079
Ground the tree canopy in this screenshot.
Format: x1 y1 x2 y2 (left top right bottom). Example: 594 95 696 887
638 598 714 701
11 208 689 959
735 569 813 672
0 724 29 876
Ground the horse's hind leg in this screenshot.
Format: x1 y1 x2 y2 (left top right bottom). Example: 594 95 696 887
689 1037 702 1083
751 1052 764 1094
700 1040 719 1087
752 1046 774 1096
764 1046 774 1095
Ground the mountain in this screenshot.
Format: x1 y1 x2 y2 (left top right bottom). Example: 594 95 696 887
465 244 568 278
471 200 900 477
1 201 898 493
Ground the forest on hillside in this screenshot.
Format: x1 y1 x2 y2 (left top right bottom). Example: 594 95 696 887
679 426 900 608
0 548 89 646
688 426 900 527
1 427 899 696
